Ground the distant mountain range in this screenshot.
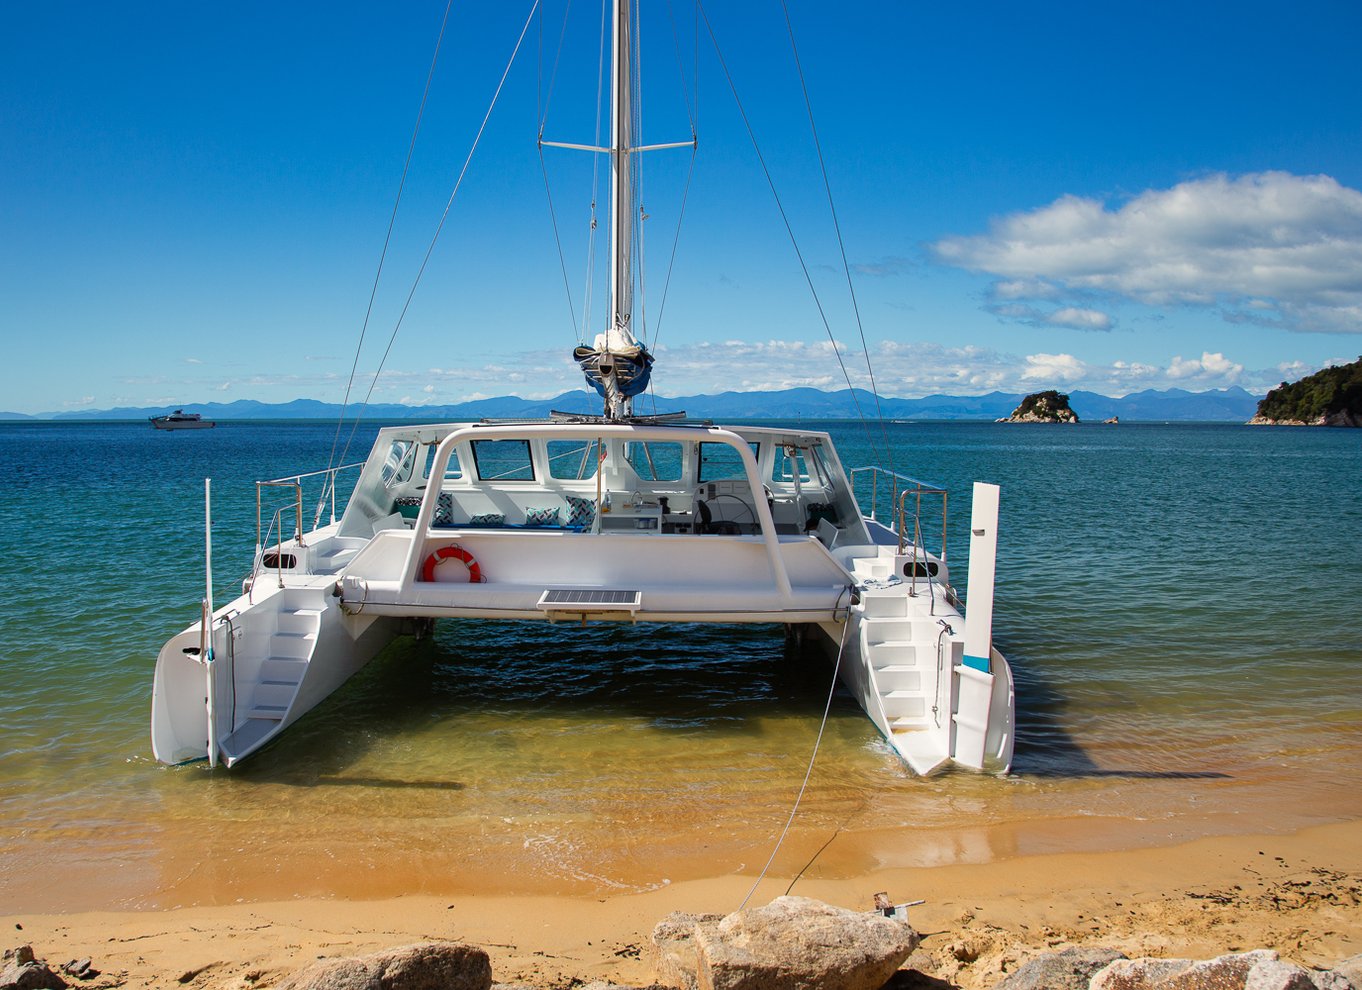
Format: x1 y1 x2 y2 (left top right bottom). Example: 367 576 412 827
1 385 1264 423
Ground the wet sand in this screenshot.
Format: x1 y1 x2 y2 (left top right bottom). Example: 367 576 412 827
5 819 1358 990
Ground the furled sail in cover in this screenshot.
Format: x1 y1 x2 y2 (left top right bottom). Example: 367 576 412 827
574 323 653 417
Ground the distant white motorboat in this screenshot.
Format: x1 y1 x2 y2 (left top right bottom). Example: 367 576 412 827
150 409 214 430
151 2 1015 776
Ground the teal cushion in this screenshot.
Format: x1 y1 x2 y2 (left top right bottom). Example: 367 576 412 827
469 512 505 526
524 506 560 527
433 492 454 527
564 495 595 528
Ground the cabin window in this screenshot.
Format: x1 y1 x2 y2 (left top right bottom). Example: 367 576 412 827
547 439 600 480
698 441 759 482
380 440 418 487
421 443 462 481
471 439 535 482
806 445 835 488
773 444 813 484
626 441 684 482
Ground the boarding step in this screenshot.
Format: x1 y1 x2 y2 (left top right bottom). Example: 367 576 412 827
260 656 308 684
245 704 288 721
873 665 921 692
269 631 317 658
250 681 298 709
880 691 927 720
220 718 277 760
277 607 323 633
851 557 894 581
890 730 951 777
861 594 908 619
868 642 919 667
889 715 935 733
863 618 919 645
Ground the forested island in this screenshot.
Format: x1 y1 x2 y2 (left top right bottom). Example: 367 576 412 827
1249 356 1362 426
998 390 1080 423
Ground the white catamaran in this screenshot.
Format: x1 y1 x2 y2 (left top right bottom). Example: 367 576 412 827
151 2 1015 776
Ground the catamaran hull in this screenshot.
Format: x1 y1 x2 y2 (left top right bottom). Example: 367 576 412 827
151 582 402 767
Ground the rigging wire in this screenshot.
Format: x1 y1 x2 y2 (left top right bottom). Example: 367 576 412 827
319 0 453 517
538 1 581 339
779 0 895 473
739 610 850 911
632 0 646 347
582 0 610 341
642 145 696 417
336 1 541 470
644 0 700 415
697 0 878 457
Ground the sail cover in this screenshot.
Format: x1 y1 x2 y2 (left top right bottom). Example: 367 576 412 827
573 339 653 402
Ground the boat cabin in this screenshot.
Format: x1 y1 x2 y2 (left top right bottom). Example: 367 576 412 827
296 421 882 625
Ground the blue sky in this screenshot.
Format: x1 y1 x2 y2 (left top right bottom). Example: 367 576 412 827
3 1 1361 415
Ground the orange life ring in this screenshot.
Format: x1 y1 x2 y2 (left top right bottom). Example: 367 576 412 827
421 544 483 583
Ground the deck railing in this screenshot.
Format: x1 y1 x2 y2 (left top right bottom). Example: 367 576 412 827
849 466 949 559
254 461 365 550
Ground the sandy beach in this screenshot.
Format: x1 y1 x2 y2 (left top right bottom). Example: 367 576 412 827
6 819 1358 989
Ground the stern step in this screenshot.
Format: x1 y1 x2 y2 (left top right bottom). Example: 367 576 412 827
245 704 288 721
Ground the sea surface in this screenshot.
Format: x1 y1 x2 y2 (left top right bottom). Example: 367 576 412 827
1 419 1359 912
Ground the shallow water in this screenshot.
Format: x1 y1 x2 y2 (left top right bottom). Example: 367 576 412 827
1 419 1359 911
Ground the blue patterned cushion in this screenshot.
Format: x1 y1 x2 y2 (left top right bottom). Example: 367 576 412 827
469 512 505 526
564 494 595 528
524 506 560 528
433 492 454 527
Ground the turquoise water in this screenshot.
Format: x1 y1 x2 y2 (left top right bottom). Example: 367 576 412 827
1 420 1360 911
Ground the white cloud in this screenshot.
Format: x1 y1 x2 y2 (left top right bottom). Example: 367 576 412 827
216 381 232 391
1020 352 1089 383
185 357 202 365
985 301 1113 331
990 278 1062 301
933 171 1362 333
1166 351 1244 382
1049 307 1113 331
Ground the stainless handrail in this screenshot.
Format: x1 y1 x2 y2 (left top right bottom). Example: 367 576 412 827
256 460 365 548
849 465 949 558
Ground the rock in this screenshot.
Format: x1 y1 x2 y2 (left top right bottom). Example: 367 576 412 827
995 947 1127 990
1306 969 1356 990
1093 950 1301 990
1244 959 1320 990
688 895 919 990
274 942 490 990
1 947 69 990
998 390 1080 424
57 962 97 982
1332 956 1362 988
652 913 723 990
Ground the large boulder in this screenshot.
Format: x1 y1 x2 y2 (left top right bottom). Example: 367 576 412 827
656 895 918 990
652 913 724 990
1334 956 1362 989
2 947 68 990
994 947 1127 990
274 942 490 990
1091 950 1348 990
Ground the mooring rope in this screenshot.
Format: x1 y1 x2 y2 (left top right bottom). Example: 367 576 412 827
739 609 852 910
335 1 541 471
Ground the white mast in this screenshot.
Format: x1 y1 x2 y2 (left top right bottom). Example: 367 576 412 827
607 0 635 355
